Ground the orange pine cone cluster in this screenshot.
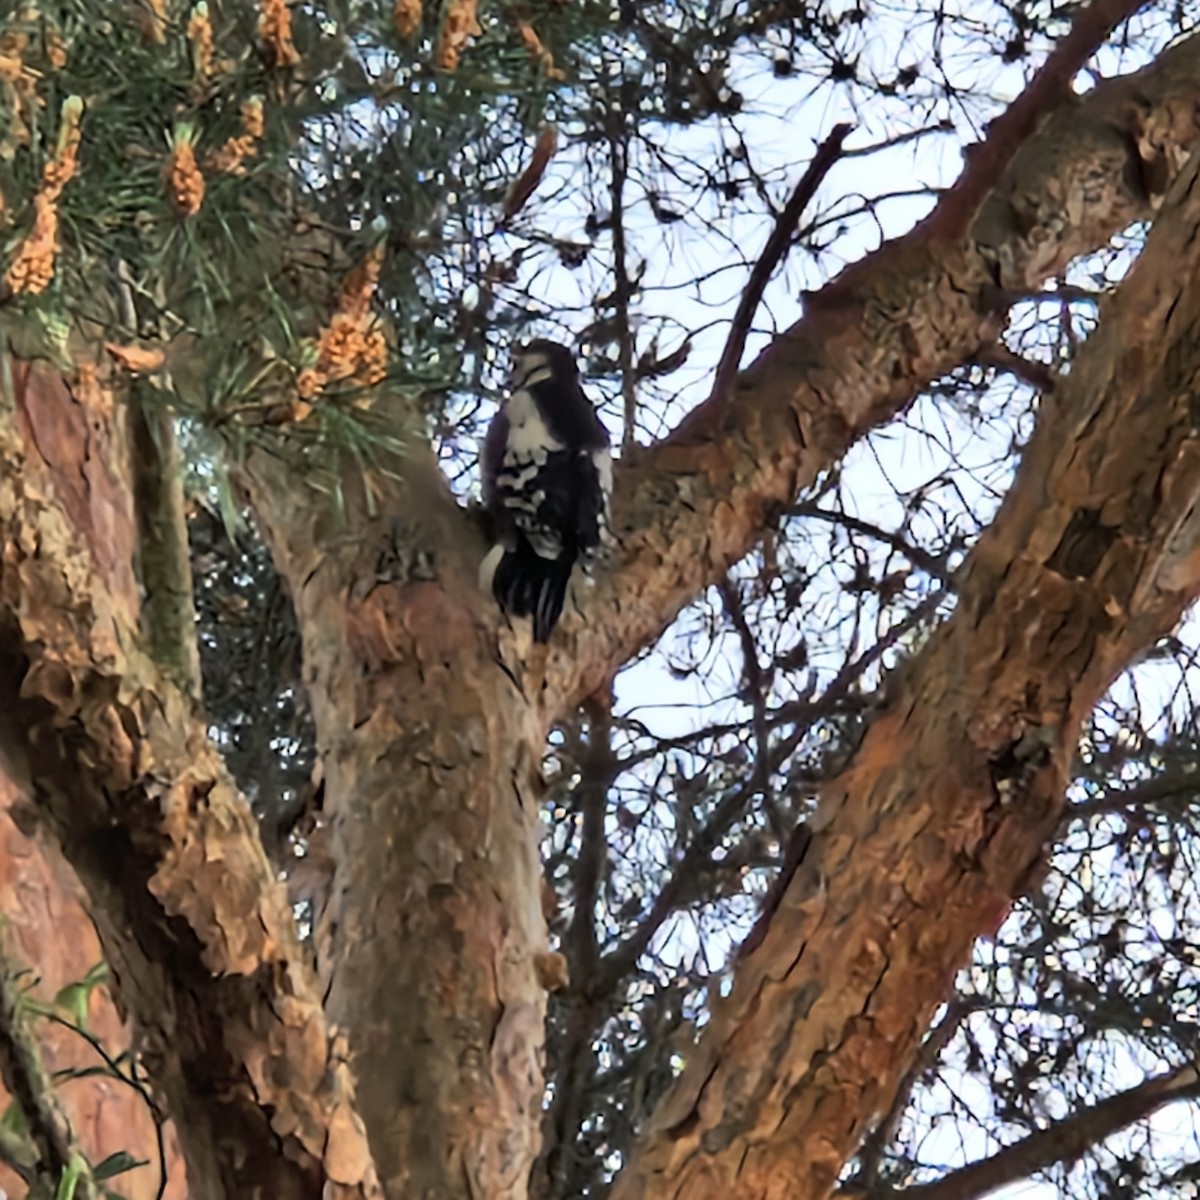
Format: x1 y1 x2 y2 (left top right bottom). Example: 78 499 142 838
437 0 480 70
295 247 389 403
167 129 205 215
4 95 83 296
517 21 564 80
187 2 215 79
394 0 422 39
210 98 265 174
0 26 46 157
142 0 169 44
258 0 300 67
45 28 67 69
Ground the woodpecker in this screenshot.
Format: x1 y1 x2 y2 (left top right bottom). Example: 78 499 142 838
481 339 612 642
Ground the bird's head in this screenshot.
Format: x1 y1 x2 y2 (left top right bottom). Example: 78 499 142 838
510 338 577 393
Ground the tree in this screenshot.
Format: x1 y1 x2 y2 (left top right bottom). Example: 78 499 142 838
4 0 1200 1198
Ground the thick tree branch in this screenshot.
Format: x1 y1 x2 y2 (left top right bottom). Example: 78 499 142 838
0 356 380 1200
861 1065 1200 1200
609 140 1200 1200
550 24 1200 715
923 0 1146 240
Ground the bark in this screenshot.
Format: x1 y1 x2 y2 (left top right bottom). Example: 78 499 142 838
127 387 202 703
608 145 1200 1200
0 358 380 1199
246 449 550 1199
0 771 187 1200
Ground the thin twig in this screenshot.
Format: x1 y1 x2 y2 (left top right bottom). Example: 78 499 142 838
926 0 1147 241
608 102 640 450
977 344 1059 394
718 578 784 840
0 950 98 1200
709 123 852 405
42 1010 170 1200
791 501 958 584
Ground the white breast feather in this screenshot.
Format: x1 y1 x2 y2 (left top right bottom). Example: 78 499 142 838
505 388 563 463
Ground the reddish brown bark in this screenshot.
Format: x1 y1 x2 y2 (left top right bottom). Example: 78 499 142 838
246 449 552 1199
0 773 187 1200
0 360 380 1199
608 146 1200 1200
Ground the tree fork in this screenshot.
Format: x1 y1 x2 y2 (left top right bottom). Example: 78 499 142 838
245 446 553 1198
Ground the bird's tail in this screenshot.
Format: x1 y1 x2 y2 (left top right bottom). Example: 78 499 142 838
492 542 575 643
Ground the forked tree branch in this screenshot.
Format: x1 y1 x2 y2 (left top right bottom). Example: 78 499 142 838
549 19 1200 718
925 0 1147 240
609 140 1200 1200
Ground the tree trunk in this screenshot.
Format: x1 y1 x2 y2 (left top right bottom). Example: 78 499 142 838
247 451 553 1198
0 359 380 1199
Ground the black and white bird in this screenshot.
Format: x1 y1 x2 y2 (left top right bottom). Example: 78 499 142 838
481 340 612 642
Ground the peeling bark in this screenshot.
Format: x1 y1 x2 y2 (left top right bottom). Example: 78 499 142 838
0 358 380 1199
609 146 1200 1200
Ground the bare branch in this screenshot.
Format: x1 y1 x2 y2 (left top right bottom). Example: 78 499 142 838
610 138 1200 1200
709 123 852 406
718 578 783 839
552 27 1200 714
791 502 957 584
609 106 642 450
977 344 1060 394
858 1066 1200 1200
